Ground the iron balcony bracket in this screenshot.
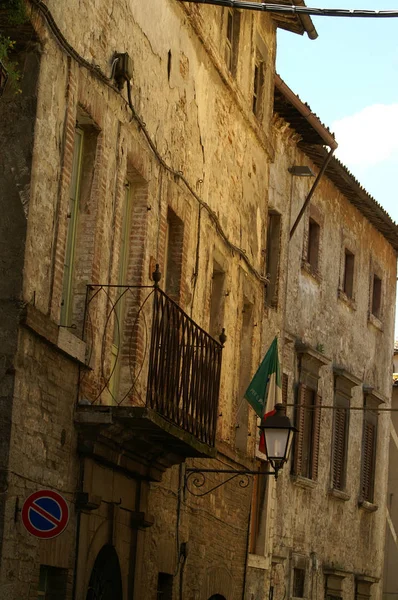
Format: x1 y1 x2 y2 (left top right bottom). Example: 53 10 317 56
184 467 279 497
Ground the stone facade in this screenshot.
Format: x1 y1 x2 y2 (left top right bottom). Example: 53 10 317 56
0 2 397 600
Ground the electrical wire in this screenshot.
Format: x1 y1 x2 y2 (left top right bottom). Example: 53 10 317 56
180 0 398 18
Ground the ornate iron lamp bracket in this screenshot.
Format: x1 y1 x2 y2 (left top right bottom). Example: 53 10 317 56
184 467 278 497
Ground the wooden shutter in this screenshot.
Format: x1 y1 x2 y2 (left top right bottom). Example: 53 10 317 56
293 383 306 476
361 417 376 502
282 373 288 405
311 393 322 480
332 400 348 490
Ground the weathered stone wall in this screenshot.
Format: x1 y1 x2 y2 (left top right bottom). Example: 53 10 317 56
0 1 284 598
269 121 396 600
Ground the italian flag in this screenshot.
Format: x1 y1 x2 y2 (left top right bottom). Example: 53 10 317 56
244 336 282 452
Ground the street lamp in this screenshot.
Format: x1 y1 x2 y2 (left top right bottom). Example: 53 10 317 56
259 403 297 478
185 403 297 496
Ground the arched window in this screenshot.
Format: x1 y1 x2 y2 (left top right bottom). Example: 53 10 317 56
86 544 122 600
208 596 227 600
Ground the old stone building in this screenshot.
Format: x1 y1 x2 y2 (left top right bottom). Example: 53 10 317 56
268 77 398 600
0 1 317 599
1 1 398 600
383 346 398 600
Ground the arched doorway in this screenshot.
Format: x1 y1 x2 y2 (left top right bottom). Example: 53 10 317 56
86 544 123 600
208 596 227 600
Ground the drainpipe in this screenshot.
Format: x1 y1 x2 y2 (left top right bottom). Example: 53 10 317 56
289 147 336 239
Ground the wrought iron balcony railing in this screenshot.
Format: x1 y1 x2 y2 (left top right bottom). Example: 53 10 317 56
79 285 224 447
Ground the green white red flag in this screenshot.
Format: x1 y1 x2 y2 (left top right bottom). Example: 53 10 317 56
244 336 282 452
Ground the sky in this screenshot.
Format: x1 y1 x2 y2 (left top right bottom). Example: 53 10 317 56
276 1 398 335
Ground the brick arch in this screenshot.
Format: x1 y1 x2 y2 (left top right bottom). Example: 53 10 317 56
204 566 234 600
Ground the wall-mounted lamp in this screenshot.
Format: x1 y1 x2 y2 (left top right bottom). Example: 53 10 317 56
185 404 297 496
288 165 315 177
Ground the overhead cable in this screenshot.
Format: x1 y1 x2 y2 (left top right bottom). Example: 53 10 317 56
180 0 398 18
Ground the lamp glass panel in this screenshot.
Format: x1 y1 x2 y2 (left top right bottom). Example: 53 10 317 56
264 429 289 460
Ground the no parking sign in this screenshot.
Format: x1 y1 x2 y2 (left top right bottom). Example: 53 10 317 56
21 490 69 539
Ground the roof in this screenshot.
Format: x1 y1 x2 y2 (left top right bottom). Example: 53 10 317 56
274 75 398 252
272 0 318 40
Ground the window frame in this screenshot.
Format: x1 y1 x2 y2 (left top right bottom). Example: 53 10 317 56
360 403 377 504
224 8 241 76
331 394 349 491
60 127 84 326
343 248 355 299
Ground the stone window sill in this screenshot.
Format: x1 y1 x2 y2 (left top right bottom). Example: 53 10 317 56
21 304 88 366
248 554 268 570
358 498 378 512
301 260 321 283
368 313 383 331
337 289 357 310
328 488 350 501
291 475 317 490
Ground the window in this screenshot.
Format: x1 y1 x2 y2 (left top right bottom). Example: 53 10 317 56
360 406 377 503
282 373 289 405
252 53 265 117
343 249 355 299
164 208 184 300
371 273 382 319
224 8 240 76
249 460 268 554
157 573 173 600
209 261 226 339
331 395 349 491
293 384 321 480
265 211 281 307
307 218 320 272
293 568 305 598
236 300 254 452
325 573 344 600
38 566 68 600
355 578 373 600
61 127 83 326
60 116 99 328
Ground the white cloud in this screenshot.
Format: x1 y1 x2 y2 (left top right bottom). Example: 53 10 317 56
331 104 398 168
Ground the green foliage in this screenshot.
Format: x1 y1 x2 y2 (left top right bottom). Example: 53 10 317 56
3 0 27 26
0 0 27 94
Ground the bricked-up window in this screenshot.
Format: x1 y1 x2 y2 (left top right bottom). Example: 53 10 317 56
38 566 68 600
293 568 305 598
164 208 184 300
109 182 133 397
209 261 226 339
293 384 322 480
249 459 268 555
307 218 320 272
224 8 240 76
343 249 355 298
252 52 265 117
157 573 173 600
265 211 281 307
331 395 349 490
360 408 377 503
371 273 382 319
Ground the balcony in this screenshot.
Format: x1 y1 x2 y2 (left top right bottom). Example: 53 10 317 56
75 284 224 478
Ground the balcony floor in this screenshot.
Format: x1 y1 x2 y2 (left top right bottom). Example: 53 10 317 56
75 405 217 481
